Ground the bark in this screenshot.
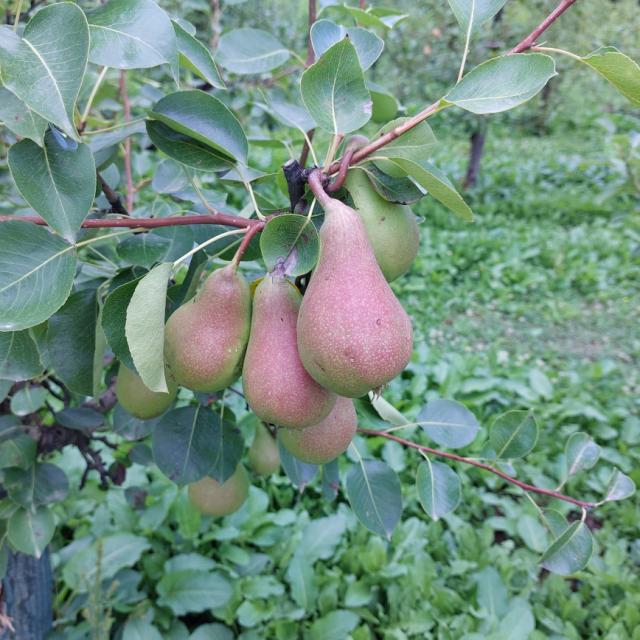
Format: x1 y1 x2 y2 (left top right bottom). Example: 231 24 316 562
463 119 489 190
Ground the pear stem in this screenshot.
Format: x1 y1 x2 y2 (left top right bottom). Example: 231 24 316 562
307 170 333 208
357 428 597 509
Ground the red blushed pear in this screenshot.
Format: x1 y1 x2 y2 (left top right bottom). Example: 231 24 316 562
164 264 251 392
297 174 413 398
243 274 336 429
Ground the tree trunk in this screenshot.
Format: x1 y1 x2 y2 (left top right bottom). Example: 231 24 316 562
463 119 489 190
0 549 53 640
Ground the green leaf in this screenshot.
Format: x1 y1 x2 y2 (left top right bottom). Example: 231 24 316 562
355 165 424 205
517 514 548 553
8 506 55 558
259 214 320 277
173 21 225 89
0 435 37 470
384 157 473 222
286 554 317 610
0 3 89 139
57 407 104 431
0 221 76 331
581 46 640 106
301 39 372 135
62 533 151 591
10 385 47 416
9 135 96 242
278 440 318 490
416 459 461 520
368 82 399 122
87 0 177 70
445 53 557 114
4 463 69 507
216 28 289 75
308 610 360 640
311 19 384 70
0 88 47 145
156 570 233 615
564 432 601 478
46 289 98 396
0 330 43 381
112 405 155 441
541 511 593 575
447 0 509 32
601 468 635 503
117 235 173 269
475 566 508 617
346 459 402 538
418 398 479 448
189 624 233 640
264 96 315 133
489 410 538 459
150 91 247 164
122 619 163 640
152 406 243 485
125 262 171 393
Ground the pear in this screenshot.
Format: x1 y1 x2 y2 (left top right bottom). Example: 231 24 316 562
297 195 413 398
164 264 251 392
115 363 177 419
278 397 357 464
187 464 249 516
344 168 420 281
243 275 336 429
248 423 280 475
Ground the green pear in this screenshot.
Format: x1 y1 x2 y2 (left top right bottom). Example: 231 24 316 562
243 275 336 429
344 168 420 281
278 397 357 464
248 423 280 475
297 196 413 398
187 464 249 516
115 363 176 419
164 264 251 392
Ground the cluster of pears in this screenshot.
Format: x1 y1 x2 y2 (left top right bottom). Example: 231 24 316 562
115 166 419 517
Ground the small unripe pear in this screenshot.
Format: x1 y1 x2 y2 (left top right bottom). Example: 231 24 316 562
344 168 420 281
248 423 280 475
243 275 336 429
278 397 357 464
297 195 413 398
187 464 249 516
164 265 251 392
115 363 177 419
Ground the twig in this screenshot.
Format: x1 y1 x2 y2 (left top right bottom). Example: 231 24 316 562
327 147 356 192
325 0 582 176
357 428 597 509
118 71 134 212
210 0 221 51
299 129 315 168
306 0 317 67
97 172 128 215
232 223 262 266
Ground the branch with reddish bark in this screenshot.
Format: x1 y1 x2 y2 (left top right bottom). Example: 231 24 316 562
118 71 135 212
358 428 596 509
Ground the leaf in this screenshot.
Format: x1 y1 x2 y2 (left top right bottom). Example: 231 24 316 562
10 385 47 416
173 21 225 89
152 406 242 485
0 88 47 145
308 611 360 640
150 90 247 164
112 405 156 441
0 435 37 470
259 214 320 277
564 432 601 478
418 398 479 448
416 459 461 520
87 0 177 70
8 506 55 558
278 440 317 490
311 19 384 70
57 407 104 431
541 512 593 575
444 53 557 114
372 118 437 164
356 165 424 204
286 554 317 610
297 515 347 563
0 3 89 139
516 514 548 553
216 28 289 75
46 289 98 396
321 459 340 501
528 367 552 399
601 468 635 503
581 46 640 106
0 221 76 331
125 263 171 393
9 135 96 242
384 157 473 222
368 82 399 122
489 410 538 459
156 570 233 615
122 619 163 640
117 235 173 269
0 330 43 381
190 624 234 640
474 566 508 617
447 0 509 32
4 463 69 507
346 459 402 538
301 39 372 135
